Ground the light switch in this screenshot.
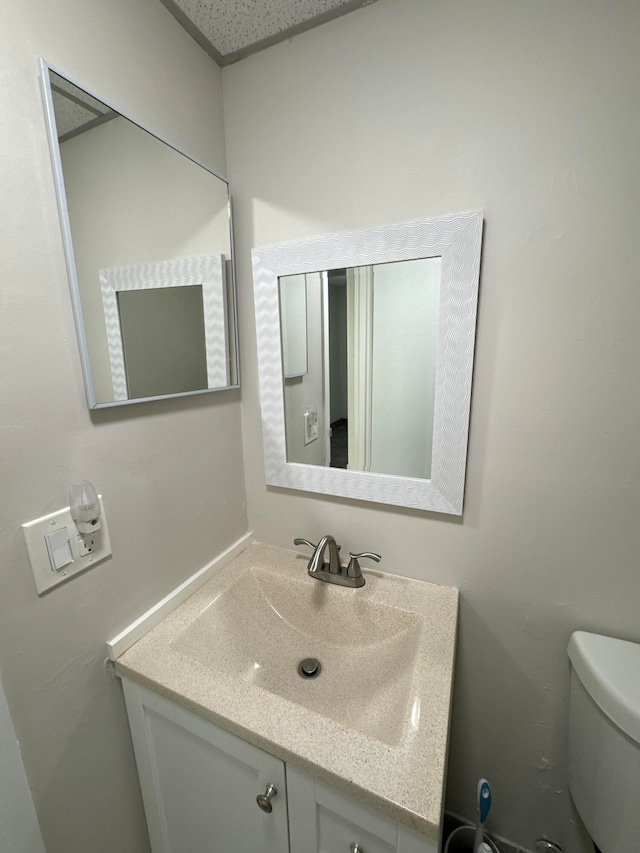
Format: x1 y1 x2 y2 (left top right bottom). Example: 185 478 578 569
22 498 112 595
44 527 73 571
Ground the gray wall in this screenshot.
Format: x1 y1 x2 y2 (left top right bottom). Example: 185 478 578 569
283 273 326 466
0 676 45 853
370 258 439 478
328 279 348 422
223 1 640 851
0 1 246 851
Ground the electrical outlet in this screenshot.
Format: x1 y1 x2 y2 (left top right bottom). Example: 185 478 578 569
22 497 112 595
78 533 99 557
304 405 319 445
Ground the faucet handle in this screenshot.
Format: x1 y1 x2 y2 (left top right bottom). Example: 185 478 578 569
294 537 342 553
294 537 318 551
346 551 381 578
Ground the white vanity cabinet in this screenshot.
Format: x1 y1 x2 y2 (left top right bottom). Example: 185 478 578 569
286 765 432 853
121 679 438 853
122 679 289 853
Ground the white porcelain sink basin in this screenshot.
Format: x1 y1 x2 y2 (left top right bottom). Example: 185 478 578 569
172 566 423 746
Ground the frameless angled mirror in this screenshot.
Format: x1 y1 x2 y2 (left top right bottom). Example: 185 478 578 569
252 211 483 514
40 59 238 409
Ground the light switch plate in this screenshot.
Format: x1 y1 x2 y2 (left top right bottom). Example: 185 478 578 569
304 405 319 445
22 497 111 595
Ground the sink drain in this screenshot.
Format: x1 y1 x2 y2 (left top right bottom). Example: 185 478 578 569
297 658 321 679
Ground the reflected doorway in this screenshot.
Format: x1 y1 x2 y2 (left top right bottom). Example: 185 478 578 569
327 270 349 469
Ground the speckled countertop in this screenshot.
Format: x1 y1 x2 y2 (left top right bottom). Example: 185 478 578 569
115 542 458 839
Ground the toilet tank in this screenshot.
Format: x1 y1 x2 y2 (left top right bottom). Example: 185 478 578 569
567 631 640 853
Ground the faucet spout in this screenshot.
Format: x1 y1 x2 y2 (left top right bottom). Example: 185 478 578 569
308 534 341 575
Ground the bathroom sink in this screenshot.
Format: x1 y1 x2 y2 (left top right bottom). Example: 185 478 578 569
115 542 459 837
172 566 423 746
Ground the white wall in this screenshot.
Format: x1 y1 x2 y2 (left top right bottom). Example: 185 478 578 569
0 2 246 851
223 1 640 850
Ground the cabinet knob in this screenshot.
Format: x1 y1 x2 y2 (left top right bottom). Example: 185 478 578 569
350 844 364 853
256 783 277 813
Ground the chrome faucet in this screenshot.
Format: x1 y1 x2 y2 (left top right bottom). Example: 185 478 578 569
294 536 380 588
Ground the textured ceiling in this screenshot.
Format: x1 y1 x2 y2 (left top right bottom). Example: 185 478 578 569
157 0 379 65
49 72 116 141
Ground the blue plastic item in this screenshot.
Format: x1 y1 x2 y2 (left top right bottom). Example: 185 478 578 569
474 779 492 853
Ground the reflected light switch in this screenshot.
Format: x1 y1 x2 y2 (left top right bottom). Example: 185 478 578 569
45 527 74 571
304 405 319 445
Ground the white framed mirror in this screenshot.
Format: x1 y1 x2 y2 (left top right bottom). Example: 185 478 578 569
99 254 230 400
252 210 483 514
40 59 238 409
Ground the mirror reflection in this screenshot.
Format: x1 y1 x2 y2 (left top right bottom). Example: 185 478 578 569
116 285 208 399
279 274 308 378
281 257 441 480
42 64 237 408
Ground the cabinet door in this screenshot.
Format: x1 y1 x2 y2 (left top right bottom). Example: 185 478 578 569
287 766 438 853
121 679 289 853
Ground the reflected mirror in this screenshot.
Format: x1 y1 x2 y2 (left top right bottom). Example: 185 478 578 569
252 212 483 514
40 60 238 409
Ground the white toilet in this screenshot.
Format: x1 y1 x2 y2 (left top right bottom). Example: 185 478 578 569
567 631 640 853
